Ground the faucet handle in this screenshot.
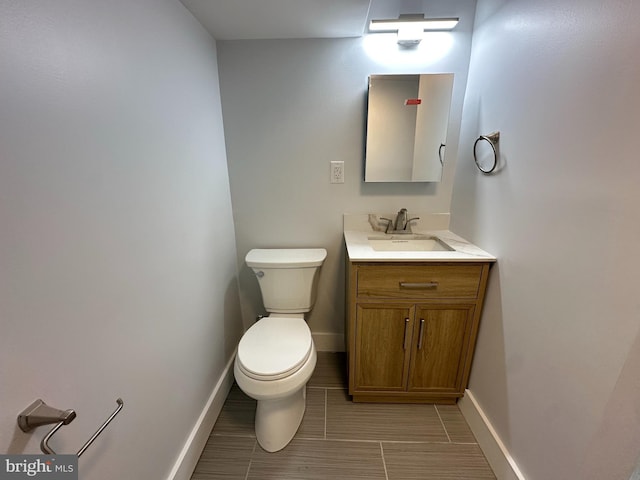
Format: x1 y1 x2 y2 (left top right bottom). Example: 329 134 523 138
380 217 394 233
404 217 420 232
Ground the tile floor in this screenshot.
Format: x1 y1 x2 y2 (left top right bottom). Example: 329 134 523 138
191 352 495 480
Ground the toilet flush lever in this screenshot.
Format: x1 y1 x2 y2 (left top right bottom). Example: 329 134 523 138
255 271 264 278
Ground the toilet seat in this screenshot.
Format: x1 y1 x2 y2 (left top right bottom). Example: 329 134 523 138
237 316 313 381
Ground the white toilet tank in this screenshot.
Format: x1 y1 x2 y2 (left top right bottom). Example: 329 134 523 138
246 248 327 313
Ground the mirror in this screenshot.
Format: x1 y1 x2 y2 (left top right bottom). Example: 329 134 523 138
365 73 454 182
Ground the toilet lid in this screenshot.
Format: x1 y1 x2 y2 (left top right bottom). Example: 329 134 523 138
237 317 313 380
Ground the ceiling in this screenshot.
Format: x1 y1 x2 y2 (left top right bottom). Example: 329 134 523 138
180 0 374 40
180 1 469 42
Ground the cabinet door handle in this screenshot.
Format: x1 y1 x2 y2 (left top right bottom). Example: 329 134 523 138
399 282 438 289
403 318 410 350
417 318 425 350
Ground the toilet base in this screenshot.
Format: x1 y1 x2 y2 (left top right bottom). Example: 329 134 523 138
234 338 317 452
255 385 306 452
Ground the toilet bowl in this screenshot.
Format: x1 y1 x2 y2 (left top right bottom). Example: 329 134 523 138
234 315 317 452
234 248 326 452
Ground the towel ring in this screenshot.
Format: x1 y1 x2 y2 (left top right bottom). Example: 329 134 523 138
473 132 500 173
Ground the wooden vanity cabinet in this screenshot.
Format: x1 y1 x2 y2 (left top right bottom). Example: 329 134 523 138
346 261 491 404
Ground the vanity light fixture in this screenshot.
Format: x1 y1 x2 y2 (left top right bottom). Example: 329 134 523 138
369 14 459 46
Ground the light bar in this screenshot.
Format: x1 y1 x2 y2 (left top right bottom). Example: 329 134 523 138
369 16 459 32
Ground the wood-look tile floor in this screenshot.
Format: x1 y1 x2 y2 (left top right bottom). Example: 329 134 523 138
191 352 495 480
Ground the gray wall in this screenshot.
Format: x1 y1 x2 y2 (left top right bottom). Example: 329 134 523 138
0 1 242 478
452 0 640 478
217 0 477 339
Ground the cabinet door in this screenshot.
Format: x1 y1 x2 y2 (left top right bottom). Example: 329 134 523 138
408 305 474 393
355 304 414 391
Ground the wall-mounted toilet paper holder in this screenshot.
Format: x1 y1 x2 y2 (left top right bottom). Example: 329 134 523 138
17 397 123 457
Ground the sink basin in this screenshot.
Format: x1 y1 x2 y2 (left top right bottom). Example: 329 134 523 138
367 234 454 252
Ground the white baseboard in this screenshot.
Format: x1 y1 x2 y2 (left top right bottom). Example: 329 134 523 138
312 332 345 352
458 389 526 480
166 351 236 480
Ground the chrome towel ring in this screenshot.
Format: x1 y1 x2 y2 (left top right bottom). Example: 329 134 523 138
473 131 500 173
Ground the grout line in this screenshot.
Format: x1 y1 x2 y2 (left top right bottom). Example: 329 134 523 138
324 388 328 439
379 439 472 445
379 442 390 480
211 433 256 439
253 436 460 445
211 430 474 444
243 440 257 480
308 385 345 390
211 432 475 446
434 404 452 443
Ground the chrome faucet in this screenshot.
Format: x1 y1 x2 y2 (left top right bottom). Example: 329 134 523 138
394 208 409 231
382 208 420 233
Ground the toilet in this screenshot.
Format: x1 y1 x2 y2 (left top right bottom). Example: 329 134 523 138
234 248 327 452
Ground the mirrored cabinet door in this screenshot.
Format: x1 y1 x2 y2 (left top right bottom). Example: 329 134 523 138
365 73 454 183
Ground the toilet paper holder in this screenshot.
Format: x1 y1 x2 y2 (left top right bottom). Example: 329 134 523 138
17 397 123 457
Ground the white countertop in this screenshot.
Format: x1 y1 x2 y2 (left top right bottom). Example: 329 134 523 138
343 214 496 263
